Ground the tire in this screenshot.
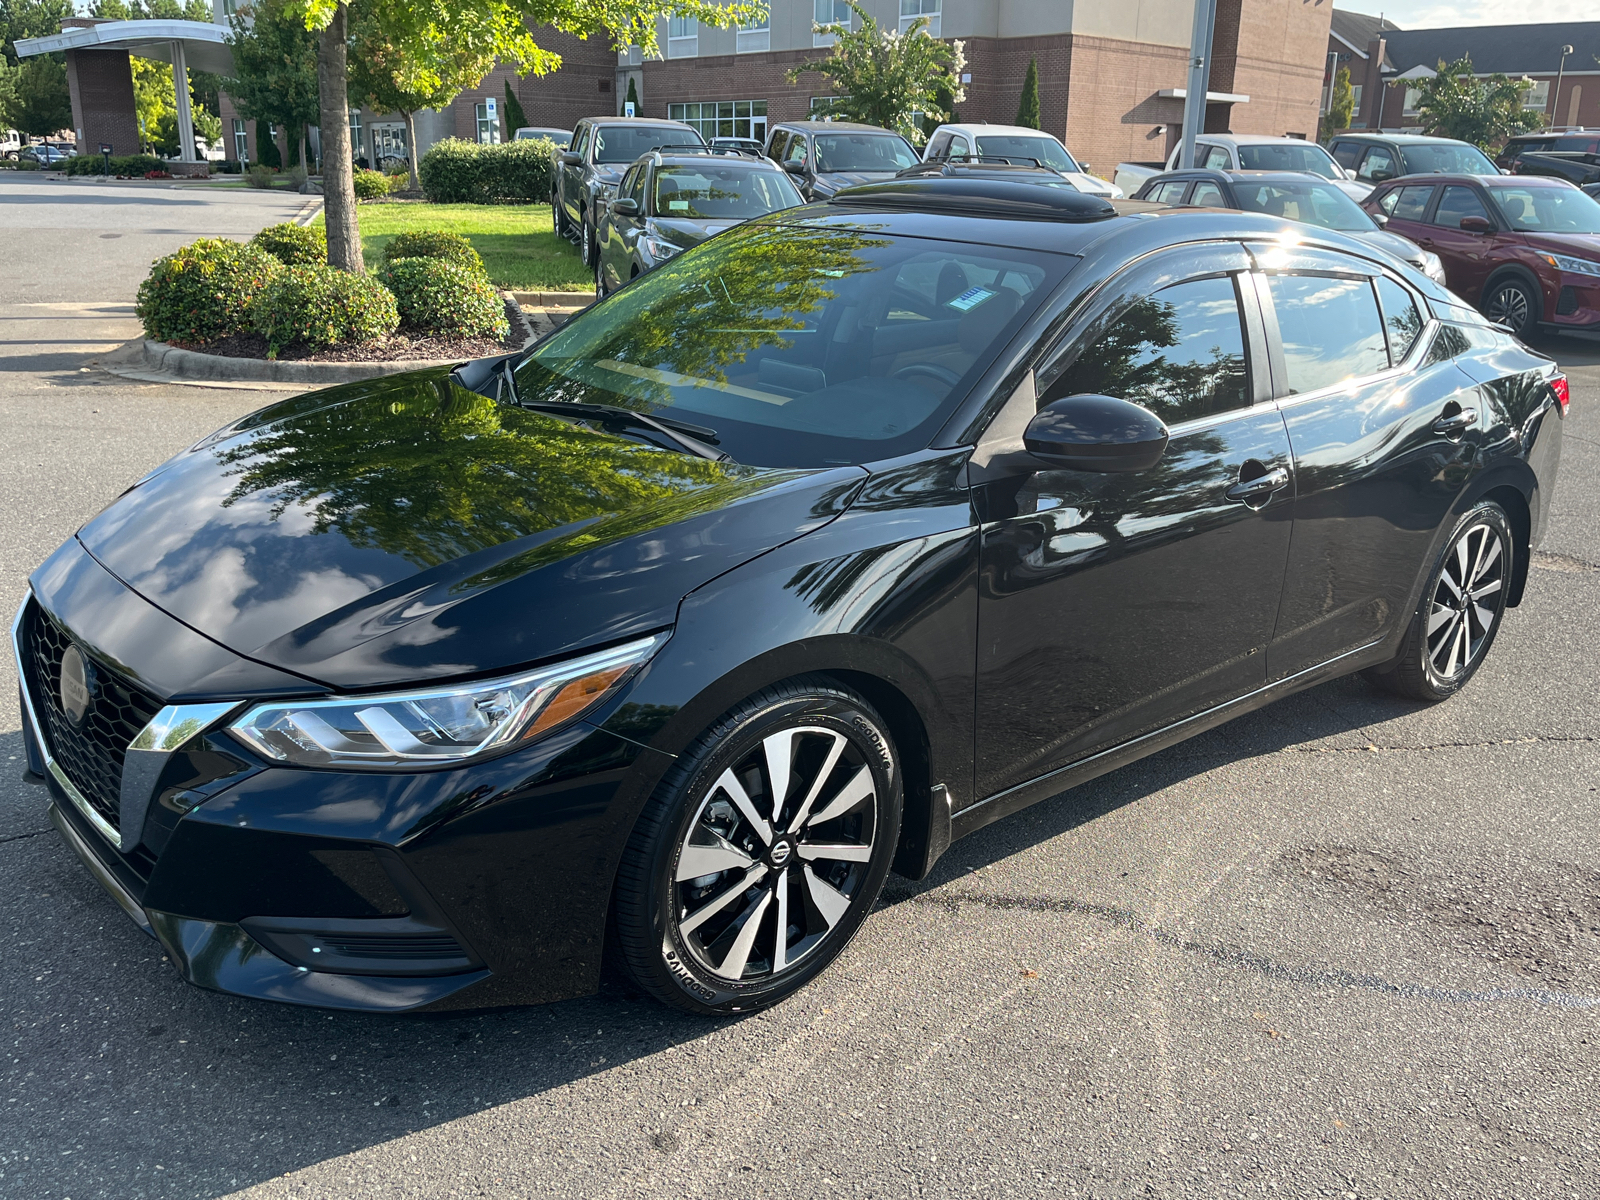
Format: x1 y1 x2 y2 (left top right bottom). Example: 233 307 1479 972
552 192 568 238
580 215 595 268
594 245 608 297
612 679 902 1016
1483 275 1539 339
1364 500 1513 702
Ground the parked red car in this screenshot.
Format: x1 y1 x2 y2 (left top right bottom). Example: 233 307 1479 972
1363 173 1600 337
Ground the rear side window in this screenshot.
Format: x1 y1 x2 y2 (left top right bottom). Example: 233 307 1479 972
1386 185 1434 221
1375 276 1425 363
1044 275 1250 425
1433 186 1491 228
1330 141 1361 168
767 129 789 160
1148 181 1188 204
1202 145 1232 170
1190 182 1225 207
1356 146 1396 180
1267 274 1388 394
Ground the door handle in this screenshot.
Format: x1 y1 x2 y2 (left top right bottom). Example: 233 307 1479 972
1226 465 1290 507
1432 407 1478 437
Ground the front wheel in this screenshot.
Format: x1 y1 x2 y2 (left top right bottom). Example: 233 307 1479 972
1365 500 1513 701
1483 276 1539 338
594 248 608 298
580 216 595 267
612 680 902 1015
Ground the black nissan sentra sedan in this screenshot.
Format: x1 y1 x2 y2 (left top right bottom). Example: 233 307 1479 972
15 179 1564 1016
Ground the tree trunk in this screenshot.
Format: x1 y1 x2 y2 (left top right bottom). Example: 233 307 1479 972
298 131 307 171
317 3 361 273
403 110 419 193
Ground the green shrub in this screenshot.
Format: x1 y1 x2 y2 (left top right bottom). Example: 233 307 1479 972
246 163 275 189
380 230 486 276
380 258 509 339
135 238 283 345
417 136 555 204
65 153 163 176
250 222 327 266
353 168 392 200
253 264 399 356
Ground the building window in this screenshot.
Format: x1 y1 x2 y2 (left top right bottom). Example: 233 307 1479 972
1523 79 1550 111
348 109 364 161
814 0 850 46
476 102 500 144
1402 86 1422 116
1350 84 1363 114
667 16 697 58
372 124 407 167
899 0 939 37
220 0 235 14
669 100 768 144
736 16 769 53
809 96 844 118
232 117 247 161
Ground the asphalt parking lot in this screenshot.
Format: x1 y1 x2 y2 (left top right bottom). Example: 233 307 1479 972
3 180 1600 1199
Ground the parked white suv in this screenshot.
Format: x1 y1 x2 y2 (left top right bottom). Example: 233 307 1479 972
923 123 1122 199
1114 134 1370 201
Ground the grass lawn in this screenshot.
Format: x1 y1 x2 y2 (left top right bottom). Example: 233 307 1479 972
316 202 591 291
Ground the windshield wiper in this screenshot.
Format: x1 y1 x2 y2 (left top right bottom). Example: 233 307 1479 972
515 396 731 462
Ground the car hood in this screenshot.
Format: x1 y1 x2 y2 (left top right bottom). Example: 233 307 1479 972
1353 227 1430 266
1060 171 1117 196
1333 178 1374 200
648 216 741 248
1517 231 1600 260
76 370 867 690
813 170 900 193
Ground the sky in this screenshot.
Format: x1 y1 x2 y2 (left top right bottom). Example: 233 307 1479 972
1344 0 1596 28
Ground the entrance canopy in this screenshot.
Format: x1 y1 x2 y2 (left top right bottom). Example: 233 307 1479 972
15 19 234 75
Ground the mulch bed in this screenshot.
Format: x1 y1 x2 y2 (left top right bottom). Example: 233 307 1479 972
171 298 532 363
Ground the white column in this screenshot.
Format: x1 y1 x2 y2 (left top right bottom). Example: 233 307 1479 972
170 41 195 163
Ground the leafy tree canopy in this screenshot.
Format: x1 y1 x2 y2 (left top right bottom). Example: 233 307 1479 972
1396 57 1544 150
786 0 964 145
1015 57 1038 129
225 0 320 149
1 0 72 66
5 53 69 134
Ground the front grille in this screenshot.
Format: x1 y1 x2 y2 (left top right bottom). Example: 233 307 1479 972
1558 286 1579 316
324 933 465 960
23 601 163 839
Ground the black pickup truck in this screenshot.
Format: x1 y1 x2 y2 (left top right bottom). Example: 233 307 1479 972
1508 150 1600 187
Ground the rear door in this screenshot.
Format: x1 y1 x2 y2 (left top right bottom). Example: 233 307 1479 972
973 245 1296 799
1258 249 1485 677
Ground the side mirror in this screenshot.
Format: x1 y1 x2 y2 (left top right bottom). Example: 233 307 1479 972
610 197 640 216
1460 215 1495 233
1368 169 1394 183
1080 161 1091 173
1022 394 1169 473
1370 211 1390 228
559 151 582 167
782 160 806 175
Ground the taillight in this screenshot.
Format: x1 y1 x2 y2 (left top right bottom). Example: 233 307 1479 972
1551 374 1570 415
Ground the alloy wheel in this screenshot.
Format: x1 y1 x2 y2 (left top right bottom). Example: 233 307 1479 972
1486 282 1531 333
1426 519 1505 681
581 220 593 267
671 725 878 984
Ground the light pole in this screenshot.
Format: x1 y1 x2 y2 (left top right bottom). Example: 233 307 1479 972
1179 0 1218 169
1552 44 1573 127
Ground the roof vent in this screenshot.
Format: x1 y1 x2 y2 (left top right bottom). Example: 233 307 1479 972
829 177 1117 222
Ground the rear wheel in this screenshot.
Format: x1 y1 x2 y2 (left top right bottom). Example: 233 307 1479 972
1483 276 1539 338
580 214 595 267
612 680 901 1015
594 249 608 298
551 192 568 238
1365 501 1513 701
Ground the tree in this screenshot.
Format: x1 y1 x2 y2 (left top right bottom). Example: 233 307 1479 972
786 0 965 145
6 56 69 135
1 0 73 66
503 77 527 134
1319 64 1353 141
1396 57 1544 151
225 0 320 168
1015 57 1039 129
292 0 764 275
624 75 638 115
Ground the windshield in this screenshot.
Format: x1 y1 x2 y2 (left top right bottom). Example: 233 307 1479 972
654 166 803 219
813 134 919 172
512 224 1066 467
1399 142 1497 175
973 135 1079 172
1230 180 1375 231
1236 143 1341 180
1488 183 1600 233
595 126 704 163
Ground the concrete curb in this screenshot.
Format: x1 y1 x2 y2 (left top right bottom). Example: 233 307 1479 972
511 290 593 309
139 339 456 384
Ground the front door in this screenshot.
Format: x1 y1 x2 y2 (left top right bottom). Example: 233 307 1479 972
974 249 1296 801
562 124 590 224
1421 184 1502 304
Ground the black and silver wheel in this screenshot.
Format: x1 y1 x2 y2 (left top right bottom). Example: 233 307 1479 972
1366 501 1513 701
580 216 595 267
552 193 568 238
594 247 607 298
613 680 901 1015
1484 276 1538 338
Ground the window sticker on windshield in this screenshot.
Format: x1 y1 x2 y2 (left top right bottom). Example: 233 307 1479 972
947 286 996 312
669 199 689 210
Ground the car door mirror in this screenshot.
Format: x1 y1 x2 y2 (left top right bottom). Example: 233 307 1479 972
610 197 640 217
1022 395 1170 473
559 151 582 167
1370 211 1390 228
1460 216 1495 233
782 160 806 175
1368 168 1394 183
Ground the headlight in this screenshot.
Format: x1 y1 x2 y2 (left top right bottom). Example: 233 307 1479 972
227 635 666 769
1544 252 1600 279
1420 250 1447 285
644 235 684 261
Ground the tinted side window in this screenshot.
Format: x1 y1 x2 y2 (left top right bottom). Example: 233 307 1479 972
1044 275 1250 425
1267 274 1388 394
627 165 648 206
1433 186 1490 228
1357 146 1396 180
926 130 951 159
1331 141 1361 168
1375 276 1424 363
1425 323 1472 365
1202 145 1232 170
573 125 591 158
1389 185 1434 221
1190 182 1225 207
1149 181 1188 204
786 135 808 163
768 129 789 160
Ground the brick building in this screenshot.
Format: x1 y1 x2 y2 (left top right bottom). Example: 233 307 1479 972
1325 10 1600 135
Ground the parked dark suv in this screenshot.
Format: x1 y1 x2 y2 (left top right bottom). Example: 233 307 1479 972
764 120 919 201
1497 132 1600 172
1365 172 1600 336
1328 133 1499 184
553 117 704 267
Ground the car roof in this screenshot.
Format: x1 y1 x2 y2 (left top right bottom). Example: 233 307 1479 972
652 153 780 169
1333 132 1476 145
772 121 900 134
1199 134 1329 147
1376 173 1569 188
932 124 1063 139
582 117 696 127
